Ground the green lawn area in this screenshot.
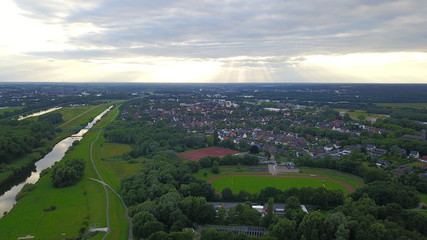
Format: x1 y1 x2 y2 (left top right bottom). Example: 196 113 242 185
210 175 350 195
57 105 96 122
297 167 365 189
195 165 364 191
334 108 389 122
376 103 427 109
0 103 136 240
59 104 111 129
0 106 24 116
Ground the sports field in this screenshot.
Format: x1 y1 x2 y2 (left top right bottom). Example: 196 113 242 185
208 175 354 195
179 147 240 161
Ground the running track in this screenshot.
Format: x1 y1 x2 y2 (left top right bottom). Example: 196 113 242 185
206 174 355 193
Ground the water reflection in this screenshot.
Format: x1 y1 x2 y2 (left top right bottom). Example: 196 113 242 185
0 106 112 216
18 107 62 121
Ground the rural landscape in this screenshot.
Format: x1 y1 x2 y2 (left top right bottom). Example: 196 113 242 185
0 83 427 239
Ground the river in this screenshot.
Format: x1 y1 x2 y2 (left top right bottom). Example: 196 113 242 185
18 107 62 121
0 106 113 217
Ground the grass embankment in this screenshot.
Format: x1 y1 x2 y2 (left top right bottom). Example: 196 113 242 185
376 103 427 109
0 104 111 185
0 104 140 240
210 175 350 195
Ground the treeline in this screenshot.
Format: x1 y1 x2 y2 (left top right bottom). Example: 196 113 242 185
121 155 216 239
221 186 344 209
194 154 259 169
296 153 422 209
296 152 391 184
0 112 63 163
105 121 208 157
202 196 427 240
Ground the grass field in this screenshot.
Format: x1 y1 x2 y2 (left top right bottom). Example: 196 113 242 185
0 106 24 116
297 167 364 189
376 103 427 109
195 165 364 191
335 108 389 122
57 105 96 122
0 104 138 240
59 104 111 129
210 175 351 195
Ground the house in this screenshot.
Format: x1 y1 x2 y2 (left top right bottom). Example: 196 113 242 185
324 145 334 151
393 166 413 176
409 151 420 159
376 160 391 168
370 148 387 156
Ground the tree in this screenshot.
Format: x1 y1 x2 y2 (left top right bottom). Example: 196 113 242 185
221 188 234 201
285 196 301 210
265 197 274 226
212 161 220 174
271 218 297 240
142 220 164 238
250 144 260 154
51 159 85 188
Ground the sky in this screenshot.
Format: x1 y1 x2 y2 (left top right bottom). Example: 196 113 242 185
0 0 426 83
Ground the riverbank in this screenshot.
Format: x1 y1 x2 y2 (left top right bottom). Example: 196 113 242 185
0 104 140 239
0 104 112 195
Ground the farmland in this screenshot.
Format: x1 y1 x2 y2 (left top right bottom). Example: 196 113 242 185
179 147 240 161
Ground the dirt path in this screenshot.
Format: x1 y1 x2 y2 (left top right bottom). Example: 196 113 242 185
206 174 356 193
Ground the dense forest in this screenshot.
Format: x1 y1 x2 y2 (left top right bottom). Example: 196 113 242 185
0 112 63 164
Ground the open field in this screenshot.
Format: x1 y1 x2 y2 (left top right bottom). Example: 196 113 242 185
179 147 240 161
195 165 364 191
208 175 353 195
296 167 365 189
57 105 96 122
335 108 389 123
0 104 136 239
0 106 24 116
59 104 111 129
376 103 427 109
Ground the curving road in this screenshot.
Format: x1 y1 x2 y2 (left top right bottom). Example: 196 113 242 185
89 106 133 240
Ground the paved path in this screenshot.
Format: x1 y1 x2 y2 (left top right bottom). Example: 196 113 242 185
89 106 133 240
206 174 356 193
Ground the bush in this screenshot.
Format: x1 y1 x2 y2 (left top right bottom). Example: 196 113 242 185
51 159 85 188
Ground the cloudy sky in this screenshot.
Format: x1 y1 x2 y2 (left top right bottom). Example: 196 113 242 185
0 0 426 83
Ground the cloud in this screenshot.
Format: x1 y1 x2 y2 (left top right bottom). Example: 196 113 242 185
1 0 426 82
